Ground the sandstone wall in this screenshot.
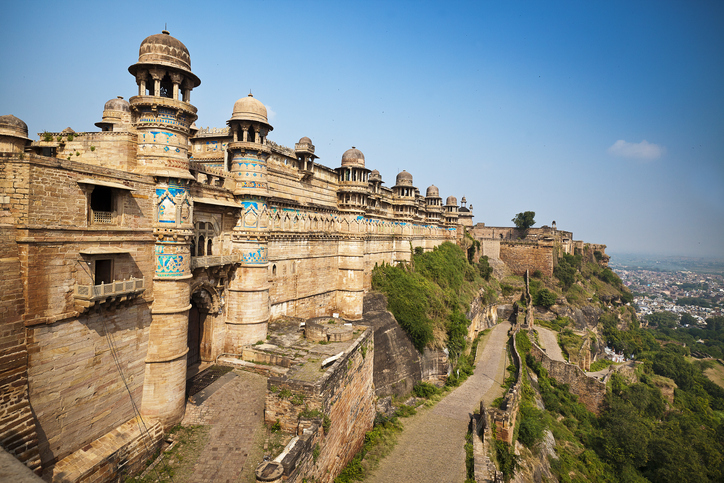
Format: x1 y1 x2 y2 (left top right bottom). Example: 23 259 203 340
44 417 163 483
34 132 138 172
0 225 40 473
529 342 605 414
264 328 375 483
28 305 152 466
499 242 554 277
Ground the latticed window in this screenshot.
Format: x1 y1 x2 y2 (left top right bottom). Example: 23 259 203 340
90 186 115 224
192 222 217 256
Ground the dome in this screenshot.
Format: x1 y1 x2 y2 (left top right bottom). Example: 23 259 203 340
230 93 271 127
0 115 30 139
461 196 467 204
445 196 458 206
459 207 470 213
103 96 130 112
341 147 365 167
298 136 312 144
395 170 413 186
370 169 381 181
426 185 440 197
128 30 200 87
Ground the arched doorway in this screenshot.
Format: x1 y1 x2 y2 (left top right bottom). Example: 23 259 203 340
187 301 204 367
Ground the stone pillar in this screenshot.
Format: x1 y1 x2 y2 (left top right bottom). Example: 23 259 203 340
337 238 364 319
141 179 193 429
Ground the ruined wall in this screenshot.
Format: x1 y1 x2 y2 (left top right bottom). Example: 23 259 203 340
529 342 605 414
264 328 375 483
499 241 554 277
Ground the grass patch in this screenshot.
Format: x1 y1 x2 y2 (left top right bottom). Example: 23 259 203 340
125 425 210 483
588 358 616 372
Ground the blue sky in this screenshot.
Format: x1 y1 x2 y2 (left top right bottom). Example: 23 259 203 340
1 1 722 258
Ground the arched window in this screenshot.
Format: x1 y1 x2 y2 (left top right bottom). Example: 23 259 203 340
160 74 173 98
198 236 205 256
272 264 277 276
207 238 213 256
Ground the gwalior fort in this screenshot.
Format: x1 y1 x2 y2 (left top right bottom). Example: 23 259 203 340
1 31 608 482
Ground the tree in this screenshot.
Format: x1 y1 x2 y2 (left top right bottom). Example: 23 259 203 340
512 211 536 230
534 288 557 308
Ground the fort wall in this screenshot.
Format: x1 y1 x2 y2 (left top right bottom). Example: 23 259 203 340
263 328 375 482
499 241 554 277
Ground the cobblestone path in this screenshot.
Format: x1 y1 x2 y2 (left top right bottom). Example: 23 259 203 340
535 326 566 362
367 321 512 483
181 370 267 483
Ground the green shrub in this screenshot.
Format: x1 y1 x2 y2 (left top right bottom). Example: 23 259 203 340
413 381 441 398
534 288 557 308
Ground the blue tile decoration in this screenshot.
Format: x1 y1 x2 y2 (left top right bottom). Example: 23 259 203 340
156 254 185 276
242 246 267 265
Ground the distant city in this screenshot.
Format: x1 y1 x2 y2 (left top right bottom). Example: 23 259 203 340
610 254 724 326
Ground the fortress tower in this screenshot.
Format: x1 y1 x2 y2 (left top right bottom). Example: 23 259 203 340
129 31 201 427
225 93 274 349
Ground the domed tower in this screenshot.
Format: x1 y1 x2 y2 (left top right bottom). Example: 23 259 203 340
295 136 318 178
128 30 200 179
458 196 474 227
225 93 274 350
129 31 200 429
0 115 31 153
95 97 132 132
392 170 417 221
425 185 443 224
444 195 459 226
336 147 370 215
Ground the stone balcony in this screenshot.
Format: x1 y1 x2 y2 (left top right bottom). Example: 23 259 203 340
191 253 240 270
74 277 145 312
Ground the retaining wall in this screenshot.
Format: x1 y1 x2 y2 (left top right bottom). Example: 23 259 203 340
528 342 606 415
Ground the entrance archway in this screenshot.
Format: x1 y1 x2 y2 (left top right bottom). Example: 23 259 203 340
187 301 204 367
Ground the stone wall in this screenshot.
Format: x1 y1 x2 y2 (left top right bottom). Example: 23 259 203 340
528 341 605 415
264 328 375 482
489 327 523 444
0 225 40 473
499 241 554 277
44 417 163 483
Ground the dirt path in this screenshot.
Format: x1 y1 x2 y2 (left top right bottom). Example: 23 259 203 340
181 370 267 483
367 321 512 483
535 326 566 363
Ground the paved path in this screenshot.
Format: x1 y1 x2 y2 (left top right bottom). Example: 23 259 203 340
535 326 566 362
182 370 267 483
367 321 512 483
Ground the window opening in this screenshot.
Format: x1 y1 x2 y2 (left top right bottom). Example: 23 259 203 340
95 259 113 285
90 186 114 224
159 74 173 98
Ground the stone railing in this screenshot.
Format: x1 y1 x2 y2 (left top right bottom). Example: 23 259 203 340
73 277 145 313
191 253 240 270
471 403 504 483
74 277 144 301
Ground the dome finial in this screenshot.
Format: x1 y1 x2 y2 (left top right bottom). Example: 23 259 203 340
162 23 169 35
249 90 253 97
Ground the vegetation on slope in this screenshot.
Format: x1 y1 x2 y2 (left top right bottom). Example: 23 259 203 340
371 242 496 355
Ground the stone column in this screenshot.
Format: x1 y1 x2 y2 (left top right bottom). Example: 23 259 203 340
141 179 193 429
